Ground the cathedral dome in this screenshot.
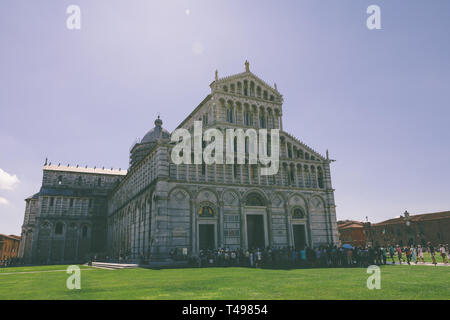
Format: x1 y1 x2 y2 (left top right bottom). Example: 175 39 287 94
141 116 170 144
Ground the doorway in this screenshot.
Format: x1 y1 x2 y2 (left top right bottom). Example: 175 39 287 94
293 224 306 250
199 224 215 250
246 215 265 249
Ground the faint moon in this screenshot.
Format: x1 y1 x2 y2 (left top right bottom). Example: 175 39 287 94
192 42 204 55
185 9 190 15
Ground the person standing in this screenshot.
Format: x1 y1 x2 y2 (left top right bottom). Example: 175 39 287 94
346 248 353 266
230 250 236 267
381 246 387 265
256 249 262 268
300 247 307 268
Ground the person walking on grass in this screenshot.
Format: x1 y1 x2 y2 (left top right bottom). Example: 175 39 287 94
445 244 450 261
411 245 417 264
397 245 403 264
439 244 448 264
428 242 437 266
405 246 412 265
389 244 395 264
417 245 425 263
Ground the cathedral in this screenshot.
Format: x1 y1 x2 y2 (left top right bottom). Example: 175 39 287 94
18 62 339 264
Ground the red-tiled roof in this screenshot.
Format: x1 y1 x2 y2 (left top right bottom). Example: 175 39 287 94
373 211 450 226
0 234 21 240
338 220 364 229
339 223 364 230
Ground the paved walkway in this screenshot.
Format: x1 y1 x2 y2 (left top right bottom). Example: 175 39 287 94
386 261 449 267
0 268 98 276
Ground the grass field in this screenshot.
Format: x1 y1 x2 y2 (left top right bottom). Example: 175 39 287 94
0 264 448 300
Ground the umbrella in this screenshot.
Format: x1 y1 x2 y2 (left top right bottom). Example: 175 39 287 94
342 244 353 249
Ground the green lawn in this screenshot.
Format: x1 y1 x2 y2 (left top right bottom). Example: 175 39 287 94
0 265 448 300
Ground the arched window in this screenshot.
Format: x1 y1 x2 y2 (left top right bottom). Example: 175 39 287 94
55 222 63 235
227 105 234 123
317 167 324 189
303 165 310 187
284 164 290 185
244 80 248 96
199 206 214 217
246 193 264 206
256 86 261 98
292 207 306 218
237 82 242 94
263 91 268 100
244 111 250 126
289 166 295 185
260 114 266 128
230 84 235 93
223 85 228 92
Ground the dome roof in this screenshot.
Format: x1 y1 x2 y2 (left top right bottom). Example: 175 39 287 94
140 116 170 144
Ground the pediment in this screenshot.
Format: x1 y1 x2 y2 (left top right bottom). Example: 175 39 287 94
212 71 282 103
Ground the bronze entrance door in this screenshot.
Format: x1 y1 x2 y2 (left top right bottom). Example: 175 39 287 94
246 215 265 249
199 224 215 250
293 224 306 250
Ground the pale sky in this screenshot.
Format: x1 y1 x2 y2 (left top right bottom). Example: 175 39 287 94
1 0 450 235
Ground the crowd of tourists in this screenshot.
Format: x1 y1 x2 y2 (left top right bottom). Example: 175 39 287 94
1 242 448 268
0 257 25 267
185 242 449 269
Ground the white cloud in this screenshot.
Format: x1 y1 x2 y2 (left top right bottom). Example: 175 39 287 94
0 197 9 205
0 168 20 190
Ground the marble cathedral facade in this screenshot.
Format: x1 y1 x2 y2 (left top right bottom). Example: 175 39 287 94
18 62 338 263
